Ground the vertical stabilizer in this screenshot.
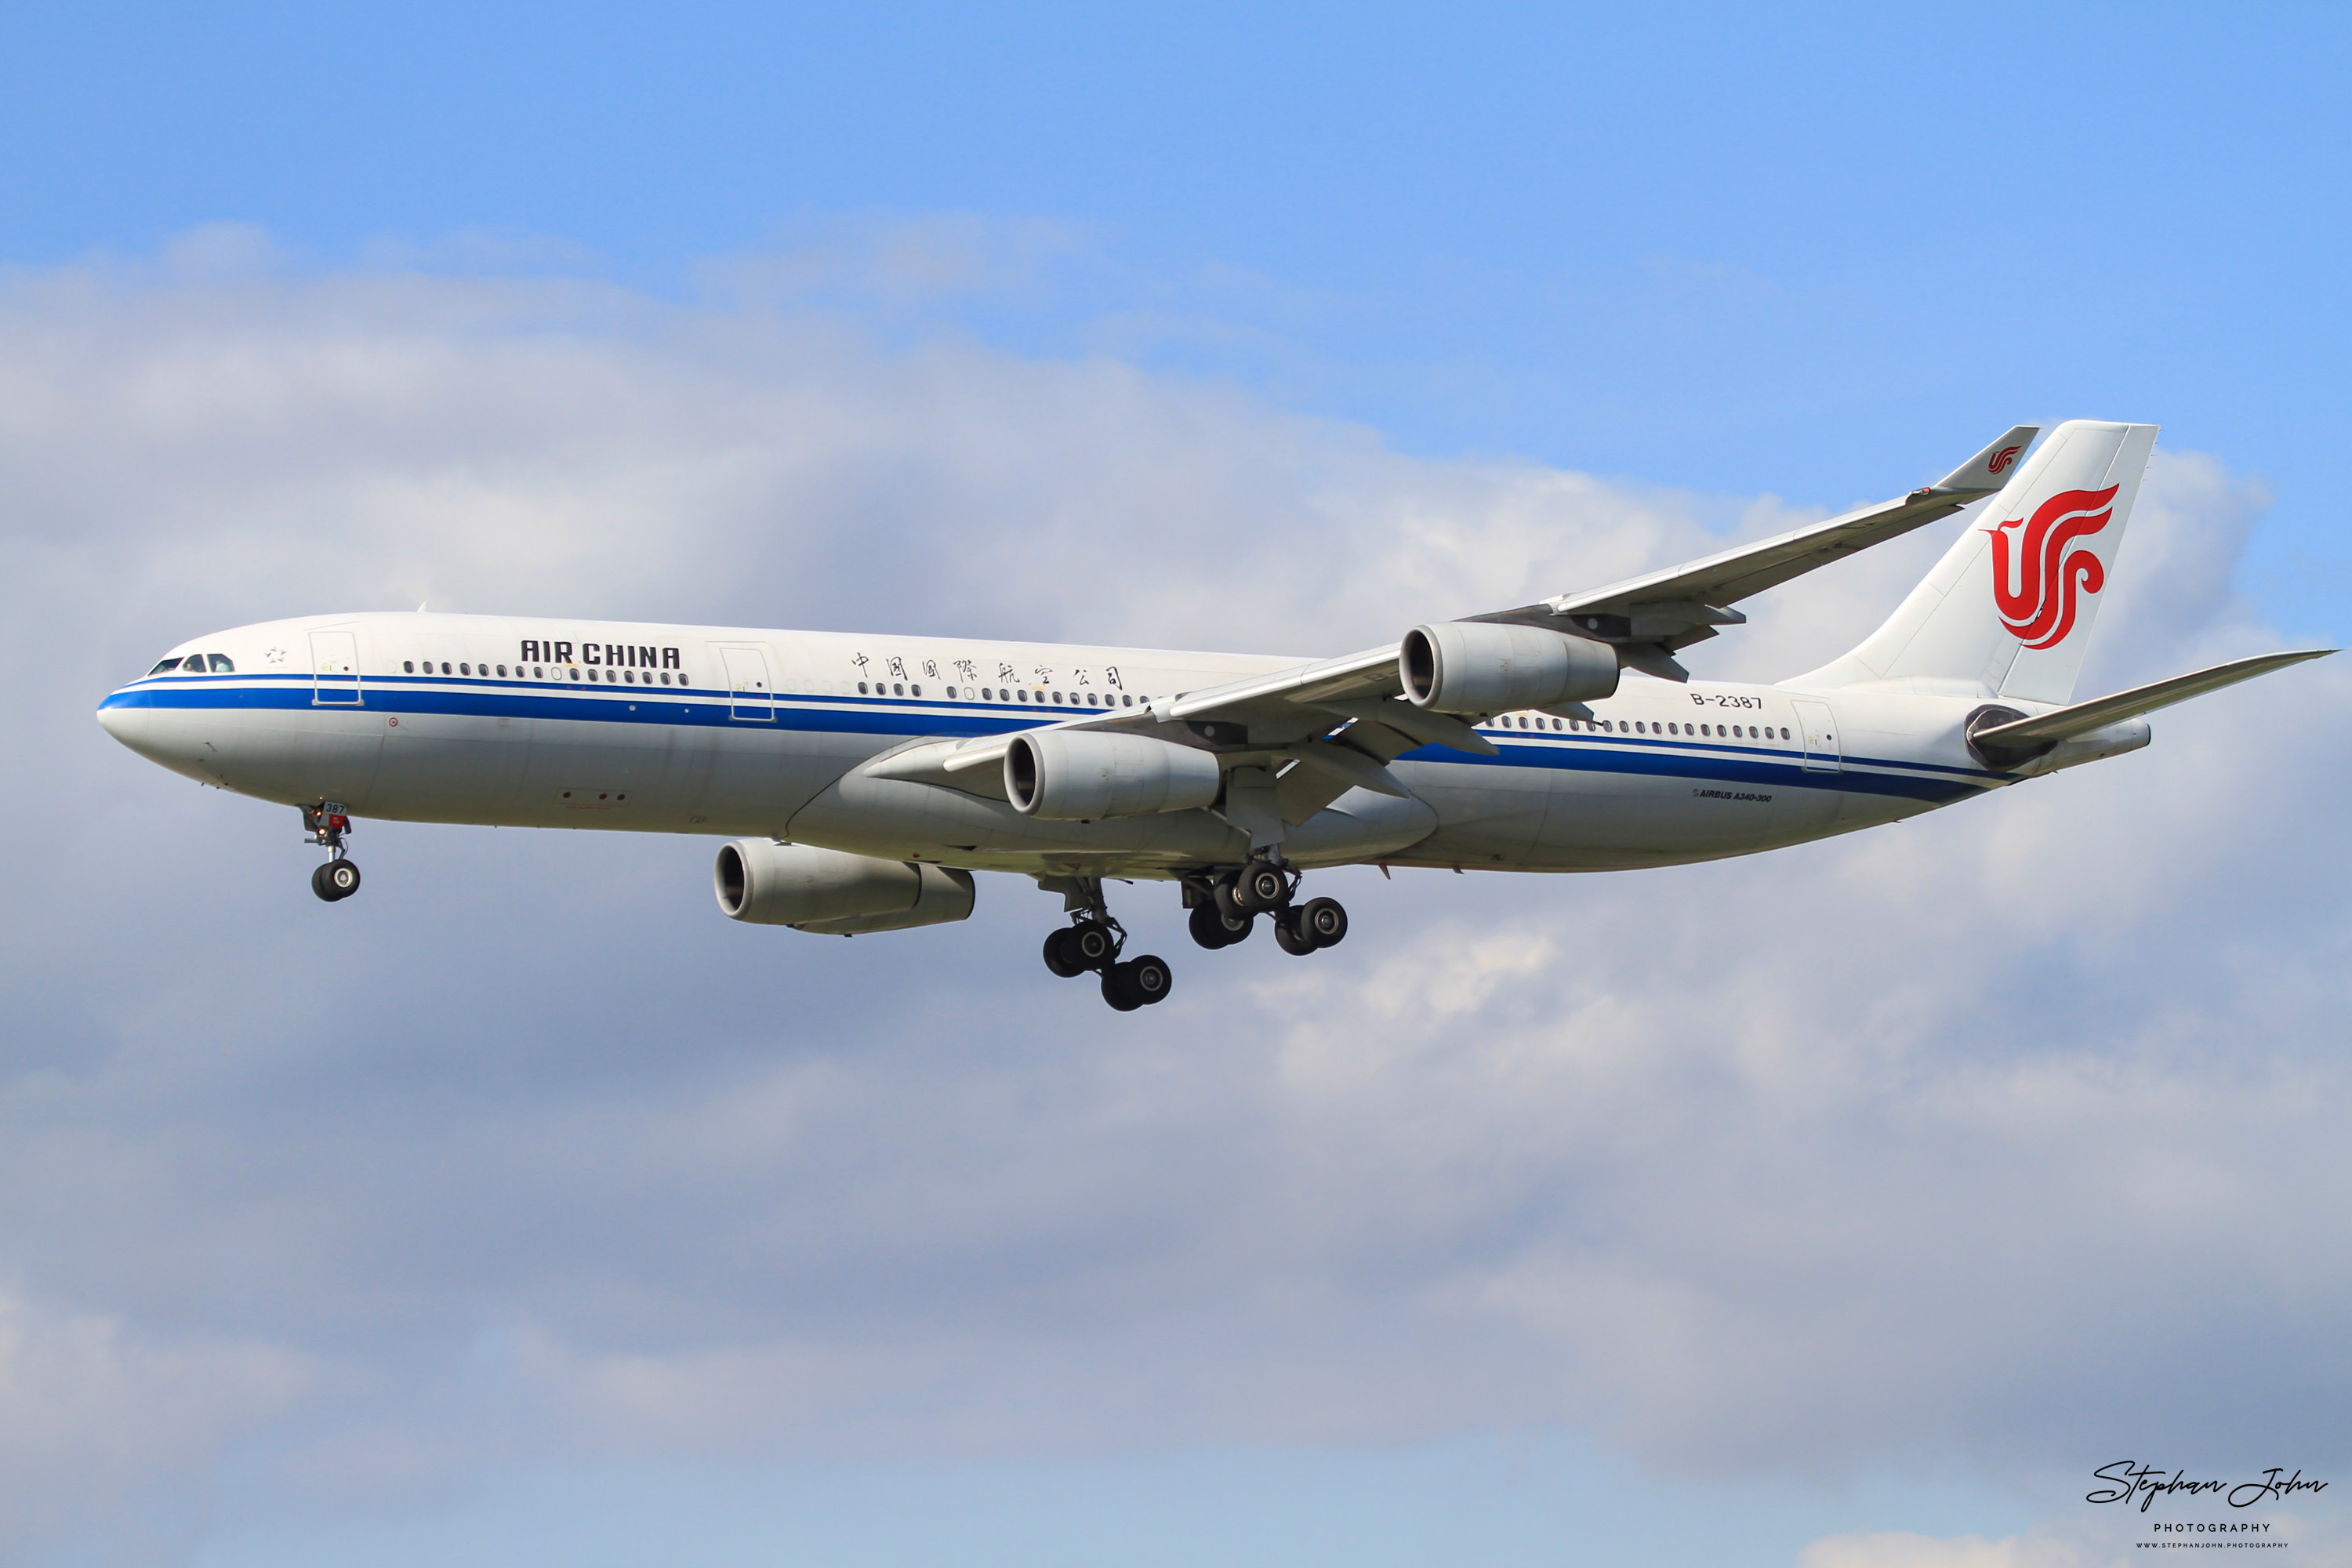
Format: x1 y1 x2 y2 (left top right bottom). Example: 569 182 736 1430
1788 420 2158 703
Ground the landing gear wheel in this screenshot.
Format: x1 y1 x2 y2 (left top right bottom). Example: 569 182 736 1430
1043 927 1087 978
1296 896 1347 949
1102 956 1173 1010
1233 862 1289 914
1272 911 1317 956
1189 903 1251 950
1071 923 1120 970
1126 954 1173 1005
313 858 361 902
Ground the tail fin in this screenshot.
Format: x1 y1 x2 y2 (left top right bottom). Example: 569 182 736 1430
1792 419 2159 703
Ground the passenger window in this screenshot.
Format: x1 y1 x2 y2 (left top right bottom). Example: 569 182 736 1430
910 684 921 697
1018 690 1029 702
402 661 415 673
534 666 544 678
148 658 181 673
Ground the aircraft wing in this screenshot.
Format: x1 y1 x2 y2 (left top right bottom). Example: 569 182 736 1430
1469 423 2041 677
1142 422 2044 734
877 424 2049 813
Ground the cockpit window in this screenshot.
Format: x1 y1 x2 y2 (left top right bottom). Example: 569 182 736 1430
208 654 234 673
148 658 183 674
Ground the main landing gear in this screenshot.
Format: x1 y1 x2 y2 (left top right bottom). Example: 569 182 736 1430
1037 879 1173 1011
1187 861 1347 958
1044 920 1173 1011
302 802 362 902
1036 859 1348 1009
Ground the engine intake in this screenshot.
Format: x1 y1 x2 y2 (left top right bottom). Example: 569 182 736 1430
1004 730 1223 820
713 840 975 935
1399 622 1620 713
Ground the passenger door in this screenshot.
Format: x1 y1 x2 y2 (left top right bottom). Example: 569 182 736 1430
1792 699 1842 773
310 630 362 706
719 646 775 721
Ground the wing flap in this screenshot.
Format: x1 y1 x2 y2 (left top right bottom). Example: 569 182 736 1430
1166 644 1400 720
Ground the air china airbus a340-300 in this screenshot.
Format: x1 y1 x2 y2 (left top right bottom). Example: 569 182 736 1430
100 420 2330 1009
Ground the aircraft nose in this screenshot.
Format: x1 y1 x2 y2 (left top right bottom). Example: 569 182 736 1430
96 694 163 757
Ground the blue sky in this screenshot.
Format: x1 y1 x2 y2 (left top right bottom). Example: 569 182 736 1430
11 2 2350 571
5 5 2350 1566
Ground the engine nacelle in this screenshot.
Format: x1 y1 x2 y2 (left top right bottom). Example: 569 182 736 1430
713 840 975 935
1004 730 1223 820
1399 621 1620 713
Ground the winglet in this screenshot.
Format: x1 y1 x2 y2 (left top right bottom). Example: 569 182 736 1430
1926 424 2039 498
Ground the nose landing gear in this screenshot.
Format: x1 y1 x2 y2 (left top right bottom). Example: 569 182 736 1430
303 801 361 902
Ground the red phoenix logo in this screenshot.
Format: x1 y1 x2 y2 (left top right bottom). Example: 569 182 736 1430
1987 485 2117 649
1987 445 2022 474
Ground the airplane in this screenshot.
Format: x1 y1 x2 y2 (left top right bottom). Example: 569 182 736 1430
97 419 2332 1010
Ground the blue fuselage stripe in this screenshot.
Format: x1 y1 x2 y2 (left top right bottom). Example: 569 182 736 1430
99 679 1991 804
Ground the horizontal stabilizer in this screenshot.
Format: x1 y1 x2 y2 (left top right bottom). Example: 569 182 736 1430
1970 648 2334 750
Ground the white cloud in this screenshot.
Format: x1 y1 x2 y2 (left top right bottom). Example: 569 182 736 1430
1 233 2346 1555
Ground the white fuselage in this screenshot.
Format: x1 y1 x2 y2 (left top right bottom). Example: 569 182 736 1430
97 612 2020 881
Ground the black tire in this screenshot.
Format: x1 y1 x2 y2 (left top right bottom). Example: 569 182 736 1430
1235 862 1288 913
320 859 361 901
1189 903 1233 950
1126 953 1173 1004
1072 923 1120 969
1101 965 1144 1011
1043 927 1087 978
1298 896 1348 949
310 862 339 902
1272 912 1317 956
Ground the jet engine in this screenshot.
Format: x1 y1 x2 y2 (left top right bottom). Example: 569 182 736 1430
713 840 975 935
1004 730 1223 820
1399 621 1620 713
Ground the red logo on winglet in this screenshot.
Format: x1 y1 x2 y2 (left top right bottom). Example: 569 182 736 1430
1987 445 2022 474
1986 485 2117 650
